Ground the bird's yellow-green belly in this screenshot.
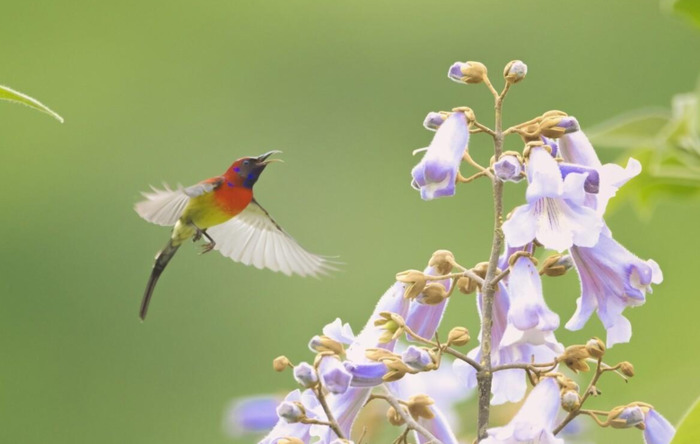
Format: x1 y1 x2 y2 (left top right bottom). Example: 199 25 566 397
180 193 235 229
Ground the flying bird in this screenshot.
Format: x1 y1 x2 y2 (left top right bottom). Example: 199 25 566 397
135 151 333 320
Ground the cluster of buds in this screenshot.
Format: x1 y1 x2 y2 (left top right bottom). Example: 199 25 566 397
364 344 438 382
385 394 436 427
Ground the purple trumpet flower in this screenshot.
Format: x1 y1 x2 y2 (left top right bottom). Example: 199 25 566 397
411 111 469 200
558 118 641 215
481 378 563 444
566 232 663 347
502 146 603 252
501 256 562 351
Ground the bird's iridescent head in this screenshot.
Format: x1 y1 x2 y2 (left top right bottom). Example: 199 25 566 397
228 150 283 189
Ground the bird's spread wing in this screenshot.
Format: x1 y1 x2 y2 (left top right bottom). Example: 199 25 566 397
207 200 336 277
135 178 224 226
134 184 191 226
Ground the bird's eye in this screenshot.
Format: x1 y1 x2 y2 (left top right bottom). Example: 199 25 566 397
243 160 250 167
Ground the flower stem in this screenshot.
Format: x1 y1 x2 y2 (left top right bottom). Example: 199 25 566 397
476 79 509 441
314 386 347 440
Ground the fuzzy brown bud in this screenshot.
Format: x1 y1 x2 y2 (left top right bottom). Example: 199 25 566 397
561 390 581 412
504 60 527 84
448 61 488 84
472 262 489 279
308 335 345 355
585 337 606 359
456 276 477 294
428 249 455 275
396 270 427 300
559 345 591 373
619 361 635 377
273 355 291 372
447 326 471 346
386 406 406 426
417 283 448 305
407 394 435 420
540 254 573 277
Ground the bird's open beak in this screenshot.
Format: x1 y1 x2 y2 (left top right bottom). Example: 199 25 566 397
256 150 284 165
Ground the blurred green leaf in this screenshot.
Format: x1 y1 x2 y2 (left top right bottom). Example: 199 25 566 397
673 0 700 27
593 78 700 215
0 84 63 123
588 110 670 148
672 397 700 444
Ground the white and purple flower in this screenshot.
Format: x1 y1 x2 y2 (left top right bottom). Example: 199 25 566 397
411 111 469 200
502 145 603 252
481 378 563 444
566 232 663 347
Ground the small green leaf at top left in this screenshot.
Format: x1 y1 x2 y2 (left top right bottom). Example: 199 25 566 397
0 84 63 123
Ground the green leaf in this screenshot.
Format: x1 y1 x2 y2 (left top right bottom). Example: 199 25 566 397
672 396 700 444
588 110 670 149
673 0 700 27
0 84 63 123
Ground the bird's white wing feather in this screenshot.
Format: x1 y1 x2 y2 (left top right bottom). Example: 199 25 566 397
134 184 190 226
207 201 336 277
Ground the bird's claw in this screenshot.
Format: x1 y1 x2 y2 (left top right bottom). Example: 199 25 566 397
200 242 215 254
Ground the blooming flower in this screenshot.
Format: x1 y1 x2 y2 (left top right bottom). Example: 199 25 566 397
481 378 563 444
502 145 603 252
494 154 524 182
565 232 663 347
558 118 641 215
501 256 562 352
411 111 469 200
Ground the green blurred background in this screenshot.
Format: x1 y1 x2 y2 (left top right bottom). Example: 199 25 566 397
1 0 698 443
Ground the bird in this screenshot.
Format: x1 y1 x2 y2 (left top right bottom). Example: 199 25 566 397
134 151 334 320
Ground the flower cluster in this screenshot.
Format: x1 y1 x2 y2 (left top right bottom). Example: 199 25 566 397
224 60 675 444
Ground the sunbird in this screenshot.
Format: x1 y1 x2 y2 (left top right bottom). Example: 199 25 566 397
135 151 333 320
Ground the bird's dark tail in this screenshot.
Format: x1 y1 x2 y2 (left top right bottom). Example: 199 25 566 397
140 239 180 320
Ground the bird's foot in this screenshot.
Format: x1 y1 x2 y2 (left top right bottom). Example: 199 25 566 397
200 242 216 254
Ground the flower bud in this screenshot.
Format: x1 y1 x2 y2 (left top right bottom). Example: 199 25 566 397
308 335 345 355
448 61 488 84
540 254 574 277
292 362 318 388
609 405 645 429
273 355 291 372
395 270 427 299
539 116 580 138
276 401 305 423
416 283 448 305
447 326 470 346
423 111 448 131
456 276 477 294
401 346 435 372
386 406 406 426
428 249 455 275
472 262 489 279
556 374 580 392
504 60 527 84
493 154 524 182
585 337 606 359
559 345 591 373
619 361 635 377
561 390 581 412
407 394 435 420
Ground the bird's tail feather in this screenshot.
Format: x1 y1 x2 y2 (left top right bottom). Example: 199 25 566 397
140 239 180 320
